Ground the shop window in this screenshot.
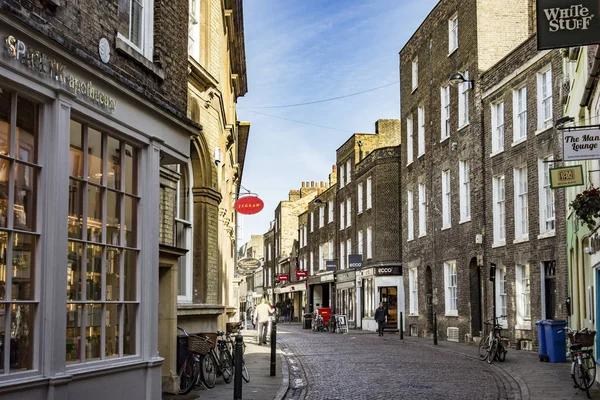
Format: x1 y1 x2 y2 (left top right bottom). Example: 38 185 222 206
67 120 140 364
177 163 193 302
0 91 40 374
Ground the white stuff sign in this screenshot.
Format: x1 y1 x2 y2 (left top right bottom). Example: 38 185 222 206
537 0 600 50
563 128 600 161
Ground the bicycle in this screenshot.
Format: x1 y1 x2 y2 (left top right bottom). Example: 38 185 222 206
560 327 597 399
210 330 234 384
478 315 507 364
226 323 250 382
311 312 328 332
177 327 214 394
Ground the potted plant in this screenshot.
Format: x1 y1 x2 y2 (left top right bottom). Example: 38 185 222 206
570 187 600 231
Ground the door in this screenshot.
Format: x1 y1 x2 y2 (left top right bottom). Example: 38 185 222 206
380 287 398 329
469 258 482 336
544 261 556 320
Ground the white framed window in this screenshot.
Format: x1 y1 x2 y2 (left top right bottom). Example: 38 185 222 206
418 107 425 157
346 159 352 184
539 156 555 234
303 225 307 247
407 116 414 165
346 239 351 266
188 0 200 60
412 57 419 91
366 177 372 209
366 227 373 259
441 86 450 140
328 200 334 223
339 164 345 188
418 183 426 236
340 242 346 270
495 266 508 328
298 227 303 248
339 202 345 231
448 14 458 54
319 244 324 271
319 206 324 228
310 251 314 275
328 239 334 261
310 212 314 232
117 0 154 60
268 243 272 260
458 71 469 128
176 163 193 303
491 101 504 153
492 175 506 245
444 261 458 316
459 160 470 221
537 66 553 130
346 198 351 227
442 170 451 228
514 166 529 240
515 264 531 329
357 230 364 255
409 268 419 315
357 182 363 213
407 190 414 241
513 87 527 142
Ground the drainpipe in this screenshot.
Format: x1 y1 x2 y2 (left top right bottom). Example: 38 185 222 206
580 46 600 108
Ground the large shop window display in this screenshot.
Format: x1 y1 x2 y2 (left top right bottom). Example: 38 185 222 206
66 119 139 364
0 90 39 373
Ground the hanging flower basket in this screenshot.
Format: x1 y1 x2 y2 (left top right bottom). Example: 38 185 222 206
570 187 600 231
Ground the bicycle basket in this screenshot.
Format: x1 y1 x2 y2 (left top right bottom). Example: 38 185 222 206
567 330 597 347
187 335 212 356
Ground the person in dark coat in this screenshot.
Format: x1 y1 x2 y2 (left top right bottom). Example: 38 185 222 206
374 302 387 336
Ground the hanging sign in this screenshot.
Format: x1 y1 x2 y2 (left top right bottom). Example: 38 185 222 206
234 195 264 215
295 269 307 278
348 254 363 268
563 128 600 161
537 0 600 50
550 165 584 189
277 274 289 282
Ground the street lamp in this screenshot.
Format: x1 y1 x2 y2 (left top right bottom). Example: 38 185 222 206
448 72 474 88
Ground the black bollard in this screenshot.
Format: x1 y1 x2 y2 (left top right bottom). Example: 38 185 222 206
433 311 438 345
234 334 243 400
400 311 404 340
270 320 277 377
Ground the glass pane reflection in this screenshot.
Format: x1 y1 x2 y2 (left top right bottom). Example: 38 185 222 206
107 190 120 246
124 195 137 247
86 245 102 301
69 120 83 179
14 162 36 231
87 128 102 186
0 90 11 156
123 304 136 355
105 303 118 358
106 247 120 301
68 179 84 239
10 303 34 371
85 304 101 361
67 241 83 301
12 233 35 301
0 159 9 229
16 96 37 164
66 304 81 364
87 184 102 243
125 144 136 195
124 250 136 301
107 137 121 190
0 231 7 300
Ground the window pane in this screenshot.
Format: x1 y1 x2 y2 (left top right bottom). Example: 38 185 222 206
87 184 102 242
66 304 82 363
118 0 132 41
107 190 120 246
106 303 119 358
86 245 102 301
106 247 120 301
10 303 35 371
67 241 83 301
125 144 137 195
16 96 37 164
0 303 5 372
14 162 36 231
107 137 121 190
85 304 101 361
88 128 102 186
0 90 10 156
123 304 136 355
0 159 8 228
124 250 137 302
0 232 6 300
131 0 143 47
12 233 35 300
68 179 84 239
70 120 83 178
124 195 137 247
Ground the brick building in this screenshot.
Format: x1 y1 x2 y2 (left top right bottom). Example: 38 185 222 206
480 36 566 349
399 0 535 342
0 0 198 398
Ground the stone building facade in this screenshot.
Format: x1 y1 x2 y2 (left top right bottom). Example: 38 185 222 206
480 36 566 349
399 0 535 342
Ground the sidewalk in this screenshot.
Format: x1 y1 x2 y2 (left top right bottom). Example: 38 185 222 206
163 326 287 400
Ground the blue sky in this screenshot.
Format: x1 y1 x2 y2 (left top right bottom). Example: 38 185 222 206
237 0 439 246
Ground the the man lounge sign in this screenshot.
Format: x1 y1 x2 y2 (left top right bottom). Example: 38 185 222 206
537 0 600 50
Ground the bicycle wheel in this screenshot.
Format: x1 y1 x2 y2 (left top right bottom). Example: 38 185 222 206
478 335 490 361
220 350 233 383
578 353 596 391
242 359 250 383
487 339 498 364
575 363 592 398
200 354 217 389
178 354 198 395
497 342 506 362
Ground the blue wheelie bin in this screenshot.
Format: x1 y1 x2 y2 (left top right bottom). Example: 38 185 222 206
536 320 548 362
543 320 567 363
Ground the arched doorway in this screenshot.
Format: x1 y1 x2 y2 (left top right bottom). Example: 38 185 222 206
425 265 433 333
469 257 482 336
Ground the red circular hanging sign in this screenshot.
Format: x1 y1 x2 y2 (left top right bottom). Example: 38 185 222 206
234 195 264 215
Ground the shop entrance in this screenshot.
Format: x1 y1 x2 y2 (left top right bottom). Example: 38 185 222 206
379 286 397 330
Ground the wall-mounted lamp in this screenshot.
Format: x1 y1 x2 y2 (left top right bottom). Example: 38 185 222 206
448 72 474 88
451 142 458 151
314 198 326 207
357 140 363 148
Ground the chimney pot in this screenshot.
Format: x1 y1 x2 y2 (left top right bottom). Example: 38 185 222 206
311 181 315 187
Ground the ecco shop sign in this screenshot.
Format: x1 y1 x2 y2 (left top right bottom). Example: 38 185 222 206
563 128 600 161
537 0 600 50
3 35 118 113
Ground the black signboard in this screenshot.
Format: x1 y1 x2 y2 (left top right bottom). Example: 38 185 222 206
537 0 600 50
326 260 337 272
348 254 363 269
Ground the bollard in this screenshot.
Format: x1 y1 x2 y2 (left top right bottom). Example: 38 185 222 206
233 334 243 400
400 312 404 340
270 319 277 377
433 311 438 345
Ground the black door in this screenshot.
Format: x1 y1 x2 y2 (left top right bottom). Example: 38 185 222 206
469 258 482 336
544 261 556 320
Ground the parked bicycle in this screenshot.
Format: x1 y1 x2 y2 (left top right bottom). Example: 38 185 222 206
311 312 328 332
177 327 213 395
559 327 597 399
225 322 250 382
478 315 507 364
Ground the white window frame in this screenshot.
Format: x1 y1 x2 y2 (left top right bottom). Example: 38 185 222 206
357 230 364 255
459 160 471 222
495 266 508 328
515 264 531 329
319 244 324 271
418 183 426 237
441 86 450 140
513 87 527 143
346 198 351 227
328 200 334 223
458 71 469 128
538 156 555 236
117 0 154 60
412 56 419 91
492 175 506 246
366 227 373 259
319 206 324 228
357 183 363 213
328 239 334 261
303 226 307 247
310 251 314 275
537 66 553 131
513 166 529 241
417 107 425 157
407 116 414 165
444 261 458 316
340 242 346 270
346 239 351 266
409 268 419 315
442 170 451 229
339 164 345 188
310 212 314 232
407 190 414 241
491 101 504 153
188 0 200 61
346 159 352 184
176 163 194 303
339 202 345 231
448 14 458 54
366 177 372 210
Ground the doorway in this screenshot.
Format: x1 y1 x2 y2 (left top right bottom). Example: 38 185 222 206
544 261 556 320
380 286 397 329
425 266 433 333
469 257 482 336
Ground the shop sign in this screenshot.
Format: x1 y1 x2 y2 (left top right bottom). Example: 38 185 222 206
325 260 337 272
234 195 264 215
295 269 307 278
563 128 600 161
321 273 335 283
549 165 584 189
348 254 362 268
361 268 375 278
277 274 289 282
3 35 119 113
337 270 355 282
537 0 600 50
376 266 401 276
237 257 261 274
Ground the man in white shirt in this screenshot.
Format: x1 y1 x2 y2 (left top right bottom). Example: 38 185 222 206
253 298 272 345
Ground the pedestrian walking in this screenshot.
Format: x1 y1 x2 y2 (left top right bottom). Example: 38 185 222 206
253 298 272 345
374 302 387 336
